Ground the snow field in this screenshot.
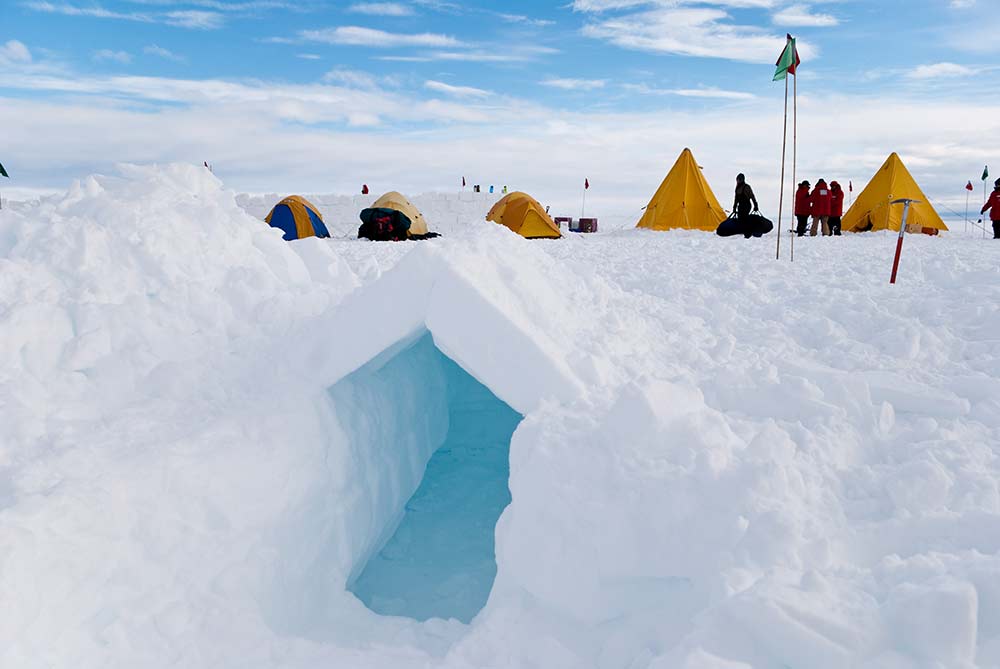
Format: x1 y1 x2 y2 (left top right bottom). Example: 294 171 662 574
1 164 999 668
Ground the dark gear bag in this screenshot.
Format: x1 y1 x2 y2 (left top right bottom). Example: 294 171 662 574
716 212 774 238
358 207 412 241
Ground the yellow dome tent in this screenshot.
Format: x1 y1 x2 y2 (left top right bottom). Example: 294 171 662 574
264 195 330 240
636 148 727 232
487 192 561 239
842 153 948 235
371 191 429 236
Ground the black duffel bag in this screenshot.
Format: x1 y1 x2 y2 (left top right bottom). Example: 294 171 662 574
359 207 412 241
716 211 774 238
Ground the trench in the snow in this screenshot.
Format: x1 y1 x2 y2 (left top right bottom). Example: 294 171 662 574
330 332 521 623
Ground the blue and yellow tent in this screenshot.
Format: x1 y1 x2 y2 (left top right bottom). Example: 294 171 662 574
265 195 330 240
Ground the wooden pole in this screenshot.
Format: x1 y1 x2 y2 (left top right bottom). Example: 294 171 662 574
984 178 988 239
776 75 789 260
790 72 797 261
966 190 970 234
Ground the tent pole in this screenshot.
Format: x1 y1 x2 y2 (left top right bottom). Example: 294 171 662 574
776 76 789 260
790 72 797 262
984 179 988 239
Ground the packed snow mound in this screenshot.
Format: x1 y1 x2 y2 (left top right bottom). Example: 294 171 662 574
1 164 1000 669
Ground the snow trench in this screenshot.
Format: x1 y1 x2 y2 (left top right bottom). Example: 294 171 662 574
330 331 522 623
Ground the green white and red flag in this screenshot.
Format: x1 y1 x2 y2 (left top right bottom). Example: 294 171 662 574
773 34 801 81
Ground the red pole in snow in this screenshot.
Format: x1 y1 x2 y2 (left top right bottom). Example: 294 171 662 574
889 198 918 285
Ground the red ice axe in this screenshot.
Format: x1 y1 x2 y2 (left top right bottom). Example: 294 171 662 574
889 198 919 285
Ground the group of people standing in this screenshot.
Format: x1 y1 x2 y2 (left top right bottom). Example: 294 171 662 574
794 179 845 236
731 174 845 237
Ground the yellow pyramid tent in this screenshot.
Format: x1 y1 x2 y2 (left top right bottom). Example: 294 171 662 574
636 148 727 231
487 192 561 239
842 153 948 235
371 191 429 236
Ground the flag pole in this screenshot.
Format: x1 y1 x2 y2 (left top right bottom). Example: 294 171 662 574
790 70 797 262
582 183 587 218
776 74 789 260
965 188 970 234
984 176 988 239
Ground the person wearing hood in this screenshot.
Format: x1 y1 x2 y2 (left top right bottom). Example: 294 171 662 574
733 173 759 224
829 181 845 236
794 180 811 236
981 178 1000 239
810 178 832 236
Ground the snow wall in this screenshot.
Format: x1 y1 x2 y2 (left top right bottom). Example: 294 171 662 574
3 164 1000 669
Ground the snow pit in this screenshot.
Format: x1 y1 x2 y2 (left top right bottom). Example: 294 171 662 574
330 332 521 623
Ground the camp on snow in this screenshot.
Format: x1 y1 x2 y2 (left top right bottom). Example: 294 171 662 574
636 148 727 232
842 153 948 235
487 191 562 239
359 191 440 241
265 195 330 241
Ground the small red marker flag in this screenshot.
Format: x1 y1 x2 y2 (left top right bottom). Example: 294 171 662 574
584 178 589 190
849 180 853 193
966 180 975 191
462 176 466 187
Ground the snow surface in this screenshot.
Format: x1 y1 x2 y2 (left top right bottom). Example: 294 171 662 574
2 164 1000 669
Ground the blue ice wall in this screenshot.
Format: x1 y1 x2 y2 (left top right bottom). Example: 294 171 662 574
344 333 522 623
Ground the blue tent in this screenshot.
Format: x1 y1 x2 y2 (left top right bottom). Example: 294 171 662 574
265 195 330 240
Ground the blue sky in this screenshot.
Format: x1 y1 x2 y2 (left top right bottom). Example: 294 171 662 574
2 0 999 217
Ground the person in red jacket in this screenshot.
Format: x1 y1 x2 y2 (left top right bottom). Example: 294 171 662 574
793 180 811 236
982 178 1000 239
810 178 832 236
828 181 844 236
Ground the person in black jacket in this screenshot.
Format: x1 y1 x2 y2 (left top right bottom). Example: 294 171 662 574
734 173 759 222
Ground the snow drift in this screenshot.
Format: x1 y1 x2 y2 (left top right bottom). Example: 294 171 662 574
1 164 1000 669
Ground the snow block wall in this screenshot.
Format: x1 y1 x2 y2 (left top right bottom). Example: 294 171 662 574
335 333 521 623
236 191 503 237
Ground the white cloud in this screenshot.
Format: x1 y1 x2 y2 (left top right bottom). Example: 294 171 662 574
908 62 976 79
299 26 464 48
496 12 556 27
417 48 555 62
323 67 380 89
93 49 132 64
0 40 32 63
582 7 817 64
117 0 298 8
25 1 154 22
623 83 755 99
144 44 184 61
165 10 224 28
571 0 650 11
296 53 321 60
542 78 607 90
772 4 838 27
25 1 226 28
949 0 975 7
424 80 492 98
348 2 414 16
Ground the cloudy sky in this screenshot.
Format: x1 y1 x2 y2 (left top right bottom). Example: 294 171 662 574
2 0 999 219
